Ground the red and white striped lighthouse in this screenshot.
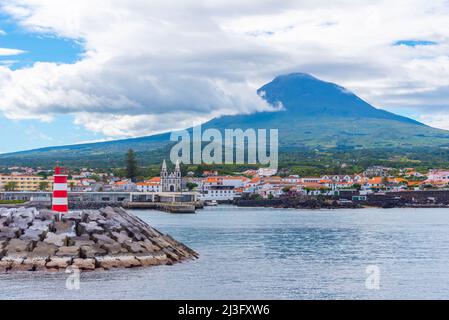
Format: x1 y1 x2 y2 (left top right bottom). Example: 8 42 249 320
52 164 68 213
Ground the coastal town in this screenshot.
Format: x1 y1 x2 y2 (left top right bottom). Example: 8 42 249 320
1 161 449 208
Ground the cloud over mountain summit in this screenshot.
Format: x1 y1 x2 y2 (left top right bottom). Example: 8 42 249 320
1 0 449 137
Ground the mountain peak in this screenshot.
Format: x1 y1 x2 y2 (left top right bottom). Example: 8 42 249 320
274 72 318 81
257 72 421 125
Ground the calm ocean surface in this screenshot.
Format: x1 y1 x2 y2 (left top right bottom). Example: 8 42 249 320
1 205 449 300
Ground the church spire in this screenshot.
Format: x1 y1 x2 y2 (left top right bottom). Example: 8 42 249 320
175 159 181 178
161 159 167 178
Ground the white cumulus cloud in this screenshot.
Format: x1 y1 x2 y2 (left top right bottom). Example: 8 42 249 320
1 0 449 136
0 48 25 55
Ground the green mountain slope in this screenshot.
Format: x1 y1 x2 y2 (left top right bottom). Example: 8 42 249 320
1 72 449 167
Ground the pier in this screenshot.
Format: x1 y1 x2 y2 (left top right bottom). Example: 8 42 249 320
123 202 196 213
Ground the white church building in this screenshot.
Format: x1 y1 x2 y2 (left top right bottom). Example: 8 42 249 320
160 159 182 192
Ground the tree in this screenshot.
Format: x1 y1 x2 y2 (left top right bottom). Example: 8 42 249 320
186 182 198 191
194 164 206 177
179 162 189 177
38 181 49 191
4 181 17 191
126 149 138 181
37 171 48 179
91 174 101 182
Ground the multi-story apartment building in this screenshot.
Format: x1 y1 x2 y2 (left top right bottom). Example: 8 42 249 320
0 174 78 192
0 175 45 191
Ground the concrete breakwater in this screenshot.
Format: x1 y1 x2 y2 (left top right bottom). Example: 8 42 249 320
10 201 202 214
0 207 198 272
123 202 196 213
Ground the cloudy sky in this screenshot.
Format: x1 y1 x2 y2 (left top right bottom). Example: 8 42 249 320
1 0 449 153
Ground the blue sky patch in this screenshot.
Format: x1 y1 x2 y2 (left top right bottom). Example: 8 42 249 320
0 12 85 70
393 40 438 47
0 114 107 154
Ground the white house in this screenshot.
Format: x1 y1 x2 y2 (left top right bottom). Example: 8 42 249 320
136 182 161 192
136 177 161 192
203 176 248 190
257 168 277 177
427 170 449 182
301 177 322 183
111 180 136 192
281 175 301 183
198 186 237 201
322 175 353 183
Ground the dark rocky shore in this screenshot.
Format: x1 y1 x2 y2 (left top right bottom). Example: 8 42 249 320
0 207 198 272
235 194 449 209
235 198 362 209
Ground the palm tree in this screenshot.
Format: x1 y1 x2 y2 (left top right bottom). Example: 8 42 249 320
4 181 17 191
39 181 49 191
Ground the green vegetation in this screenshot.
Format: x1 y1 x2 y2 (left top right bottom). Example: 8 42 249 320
38 181 49 191
37 171 49 179
1 145 449 178
0 200 26 204
125 148 138 181
90 174 102 182
186 182 198 191
4 181 17 191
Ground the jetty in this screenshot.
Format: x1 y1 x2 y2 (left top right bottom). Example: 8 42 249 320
0 206 198 272
123 202 196 213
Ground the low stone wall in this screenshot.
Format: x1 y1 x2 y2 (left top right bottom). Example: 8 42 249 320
0 207 198 272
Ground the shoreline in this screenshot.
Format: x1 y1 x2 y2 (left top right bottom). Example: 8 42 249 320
233 198 449 210
4 199 449 212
